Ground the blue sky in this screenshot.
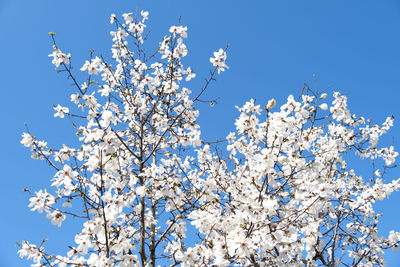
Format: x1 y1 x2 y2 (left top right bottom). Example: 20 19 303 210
1 0 400 266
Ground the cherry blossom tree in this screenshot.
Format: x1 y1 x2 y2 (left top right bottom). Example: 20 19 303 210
18 11 400 266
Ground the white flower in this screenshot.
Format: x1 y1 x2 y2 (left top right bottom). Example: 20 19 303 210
53 105 69 118
100 110 117 127
122 13 133 24
80 57 102 75
169 25 188 38
18 241 42 263
46 210 66 227
136 186 146 197
141 10 149 22
75 233 92 255
210 48 228 74
110 13 116 24
184 67 196 81
70 93 79 104
48 46 70 67
21 133 34 147
98 84 112 96
28 190 55 214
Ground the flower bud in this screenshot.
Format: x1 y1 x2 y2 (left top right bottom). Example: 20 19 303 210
265 99 276 111
319 103 328 110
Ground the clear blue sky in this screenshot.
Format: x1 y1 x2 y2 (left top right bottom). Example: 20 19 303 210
1 0 400 266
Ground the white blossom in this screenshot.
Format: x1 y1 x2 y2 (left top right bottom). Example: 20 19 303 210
210 48 228 74
53 104 69 118
48 46 70 67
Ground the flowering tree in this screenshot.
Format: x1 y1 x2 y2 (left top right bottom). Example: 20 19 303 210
18 11 400 267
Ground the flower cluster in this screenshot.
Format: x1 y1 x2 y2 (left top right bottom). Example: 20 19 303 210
210 48 228 74
48 46 70 67
177 93 400 266
19 11 400 267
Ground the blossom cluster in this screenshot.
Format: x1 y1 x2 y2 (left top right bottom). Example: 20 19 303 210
48 46 70 67
210 48 228 74
176 92 400 266
19 10 400 267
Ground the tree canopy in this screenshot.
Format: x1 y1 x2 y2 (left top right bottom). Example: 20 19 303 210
18 11 400 267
